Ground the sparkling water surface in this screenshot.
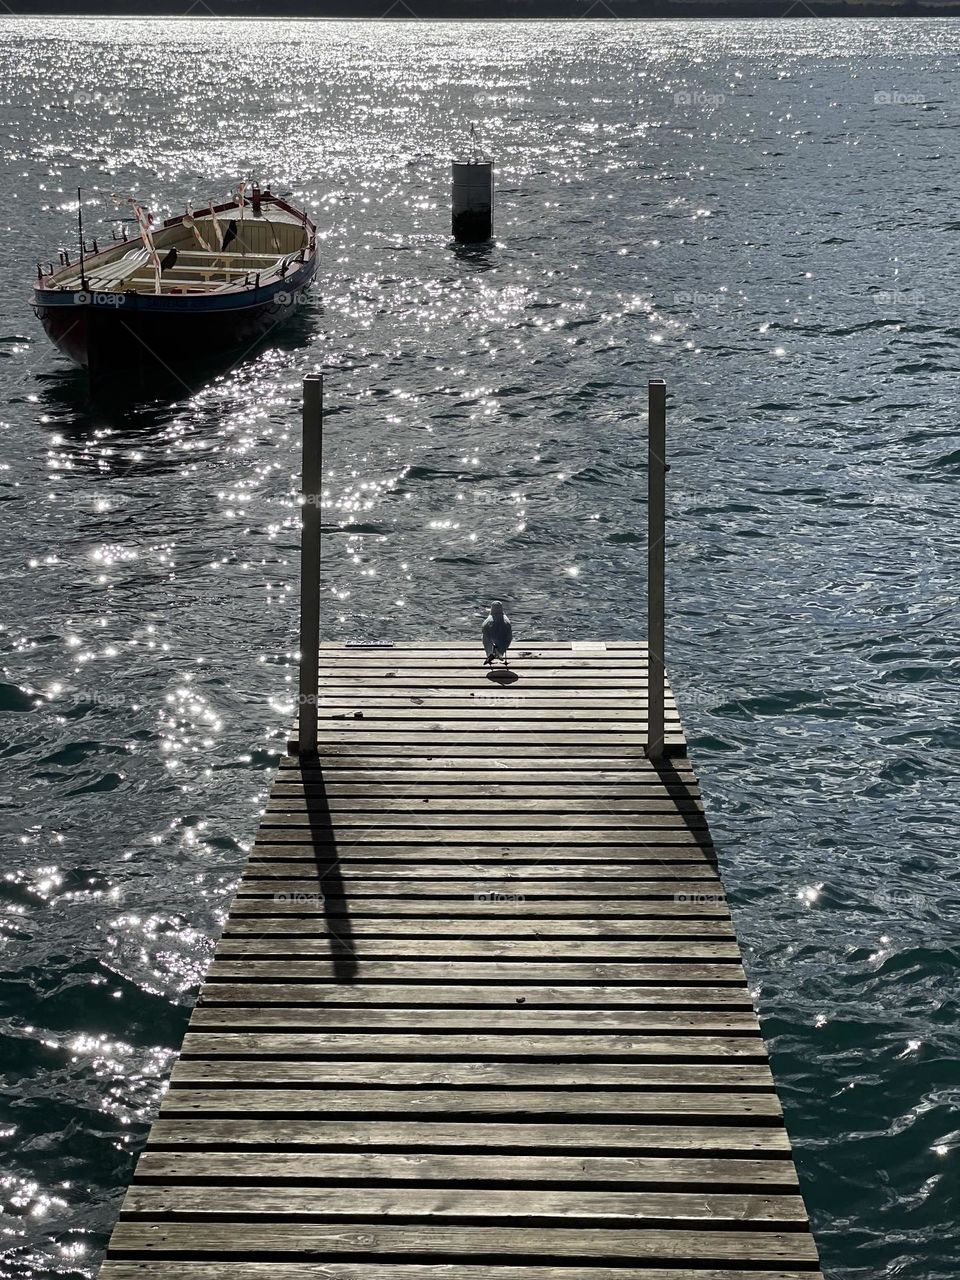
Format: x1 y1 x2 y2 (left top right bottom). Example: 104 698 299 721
1 16 958 1279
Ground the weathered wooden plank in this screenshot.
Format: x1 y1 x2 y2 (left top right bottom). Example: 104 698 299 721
276 768 699 785
288 732 689 747
247 848 717 867
196 984 751 1009
265 797 705 813
228 899 730 918
279 754 696 770
271 778 706 798
314 660 660 669
257 813 709 831
187 1009 759 1033
131 1149 795 1187
169 1061 777 1089
317 642 649 649
180 1033 762 1059
249 840 716 860
120 1184 803 1224
146 1119 788 1152
101 1265 822 1280
106 1223 817 1263
158 1088 779 1121
317 645 650 654
204 962 744 985
238 867 722 887
211 939 743 961
279 744 685 759
246 829 714 847
221 918 736 937
314 695 681 707
309 707 686 723
233 881 724 900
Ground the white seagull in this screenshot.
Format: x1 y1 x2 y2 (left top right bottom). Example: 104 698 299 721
482 601 512 666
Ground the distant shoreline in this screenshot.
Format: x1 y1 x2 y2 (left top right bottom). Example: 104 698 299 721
5 4 960 20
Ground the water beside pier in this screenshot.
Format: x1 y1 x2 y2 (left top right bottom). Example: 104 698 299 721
0 15 958 1280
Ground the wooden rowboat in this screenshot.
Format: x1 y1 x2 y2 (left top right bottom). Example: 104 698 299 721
33 187 318 380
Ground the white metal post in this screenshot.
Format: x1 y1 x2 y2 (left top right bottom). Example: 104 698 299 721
297 373 323 756
647 378 666 760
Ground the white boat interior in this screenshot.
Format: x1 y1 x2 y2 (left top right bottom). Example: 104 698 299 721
44 201 312 297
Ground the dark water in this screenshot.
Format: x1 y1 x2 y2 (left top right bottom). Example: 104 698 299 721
1 15 959 1278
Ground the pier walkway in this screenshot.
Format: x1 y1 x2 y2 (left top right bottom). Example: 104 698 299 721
98 642 821 1280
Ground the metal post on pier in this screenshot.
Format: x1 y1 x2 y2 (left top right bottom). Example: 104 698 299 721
296 372 323 757
646 378 666 760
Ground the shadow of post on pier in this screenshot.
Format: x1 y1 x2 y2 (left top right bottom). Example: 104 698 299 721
298 763 359 982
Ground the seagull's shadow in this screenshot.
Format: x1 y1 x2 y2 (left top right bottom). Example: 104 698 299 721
486 669 519 686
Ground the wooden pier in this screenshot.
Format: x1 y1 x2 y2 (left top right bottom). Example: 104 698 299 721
97 642 821 1280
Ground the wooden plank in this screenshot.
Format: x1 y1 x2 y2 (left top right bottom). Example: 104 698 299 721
313 659 656 670
180 1033 762 1059
131 1149 795 1187
236 870 727 890
256 813 709 830
264 796 705 812
120 1184 803 1224
285 732 688 746
102 1265 823 1280
308 707 687 722
204 962 744 985
280 753 695 768
313 694 682 705
249 835 715 852
221 918 736 937
277 757 701 768
105 1223 818 1263
316 647 643 655
282 748 689 761
270 783 704 798
157 1088 779 1120
228 899 731 918
186 1009 759 1033
146 1119 788 1152
247 846 716 864
210 939 743 960
169 1061 777 1089
232 881 724 900
195 984 752 1009
243 832 715 850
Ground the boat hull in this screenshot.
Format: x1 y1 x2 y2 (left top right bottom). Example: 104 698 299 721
35 261 316 378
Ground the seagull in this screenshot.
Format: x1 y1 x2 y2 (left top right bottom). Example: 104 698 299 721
482 601 512 666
